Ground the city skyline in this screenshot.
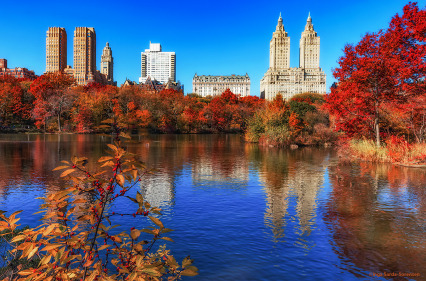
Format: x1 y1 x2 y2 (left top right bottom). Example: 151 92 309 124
1 0 424 95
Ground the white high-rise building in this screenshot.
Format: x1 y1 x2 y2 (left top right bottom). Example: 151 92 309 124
139 42 176 84
260 13 326 100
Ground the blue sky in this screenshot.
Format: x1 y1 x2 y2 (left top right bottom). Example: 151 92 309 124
0 0 424 96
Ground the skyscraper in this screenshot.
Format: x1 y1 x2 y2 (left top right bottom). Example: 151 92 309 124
270 13 290 70
299 13 320 69
139 42 176 84
101 42 115 85
46 27 67 73
73 27 96 85
260 14 326 100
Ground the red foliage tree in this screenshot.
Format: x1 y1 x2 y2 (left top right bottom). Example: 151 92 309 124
325 2 426 146
0 76 34 126
30 73 75 132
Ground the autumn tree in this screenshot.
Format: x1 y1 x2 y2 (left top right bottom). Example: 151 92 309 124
0 76 34 127
30 73 76 132
325 2 426 146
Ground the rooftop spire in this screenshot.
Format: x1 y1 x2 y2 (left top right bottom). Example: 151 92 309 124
276 12 284 31
305 12 314 31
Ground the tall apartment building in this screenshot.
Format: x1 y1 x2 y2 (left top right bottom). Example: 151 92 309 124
192 74 250 97
46 27 67 72
139 42 176 84
73 27 96 85
260 14 326 100
101 42 115 85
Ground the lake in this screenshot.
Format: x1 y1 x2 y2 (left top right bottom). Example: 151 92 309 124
0 134 424 280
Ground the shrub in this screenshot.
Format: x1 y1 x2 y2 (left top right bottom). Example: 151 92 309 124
0 124 197 280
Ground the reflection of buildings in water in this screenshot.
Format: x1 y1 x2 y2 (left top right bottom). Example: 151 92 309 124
191 156 249 185
139 173 175 208
289 166 324 235
262 180 290 240
258 149 326 240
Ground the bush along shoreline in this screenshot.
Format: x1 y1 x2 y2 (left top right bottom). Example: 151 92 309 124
245 93 338 148
338 138 426 167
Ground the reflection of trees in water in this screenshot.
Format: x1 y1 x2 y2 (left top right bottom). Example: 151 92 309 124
129 135 249 200
325 162 426 278
0 134 106 199
250 147 327 241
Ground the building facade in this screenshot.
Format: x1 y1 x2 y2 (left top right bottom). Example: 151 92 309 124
73 27 97 85
139 42 176 84
46 27 67 73
192 74 250 97
100 42 115 85
0 59 37 80
260 13 326 100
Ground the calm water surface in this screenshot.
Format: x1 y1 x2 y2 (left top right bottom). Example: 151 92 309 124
0 134 424 280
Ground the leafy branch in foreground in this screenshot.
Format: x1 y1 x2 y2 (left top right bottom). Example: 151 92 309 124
0 123 197 280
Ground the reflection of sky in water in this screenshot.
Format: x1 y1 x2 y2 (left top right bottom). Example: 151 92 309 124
377 186 420 214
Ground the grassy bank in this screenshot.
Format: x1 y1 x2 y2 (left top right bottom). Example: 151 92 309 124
340 139 426 166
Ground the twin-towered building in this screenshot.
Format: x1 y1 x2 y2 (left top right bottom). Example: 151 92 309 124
46 27 116 86
260 13 326 99
192 13 325 99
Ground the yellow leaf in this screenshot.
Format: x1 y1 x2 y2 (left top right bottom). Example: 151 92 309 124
110 235 122 243
98 244 111 251
160 237 174 242
141 268 161 276
136 192 143 203
148 216 164 229
60 169 76 177
119 132 131 139
43 224 57 236
86 269 97 281
101 161 114 167
131 169 137 181
10 210 23 220
98 156 114 163
17 270 33 276
107 144 118 152
42 244 61 251
161 228 174 234
27 246 39 259
11 235 26 243
181 268 198 276
130 229 140 240
116 174 125 187
52 166 69 171
39 255 51 266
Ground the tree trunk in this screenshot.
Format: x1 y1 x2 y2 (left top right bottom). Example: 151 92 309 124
375 117 380 147
375 102 380 147
58 113 61 132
